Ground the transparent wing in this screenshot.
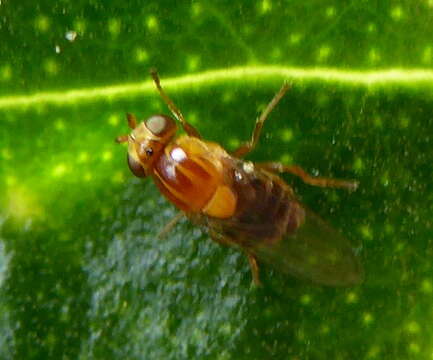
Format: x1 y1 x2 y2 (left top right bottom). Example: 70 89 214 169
188 157 363 287
250 207 363 286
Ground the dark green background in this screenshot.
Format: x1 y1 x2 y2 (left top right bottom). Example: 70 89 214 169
1 1 432 359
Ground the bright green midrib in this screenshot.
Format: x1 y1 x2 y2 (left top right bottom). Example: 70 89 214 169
1 65 433 110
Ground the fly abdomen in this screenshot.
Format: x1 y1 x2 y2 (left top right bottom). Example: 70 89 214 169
227 161 305 245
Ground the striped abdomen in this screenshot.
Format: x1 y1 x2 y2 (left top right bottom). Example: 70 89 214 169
204 158 306 247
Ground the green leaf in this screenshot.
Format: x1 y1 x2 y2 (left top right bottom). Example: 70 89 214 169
1 1 432 359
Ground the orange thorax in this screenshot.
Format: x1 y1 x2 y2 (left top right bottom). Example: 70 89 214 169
151 136 237 218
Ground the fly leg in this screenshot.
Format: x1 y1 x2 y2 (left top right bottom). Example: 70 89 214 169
208 232 261 286
256 162 358 190
247 253 262 286
208 230 234 247
232 82 291 158
150 69 201 138
157 212 184 239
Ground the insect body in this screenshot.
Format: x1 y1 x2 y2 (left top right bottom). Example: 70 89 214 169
116 70 363 286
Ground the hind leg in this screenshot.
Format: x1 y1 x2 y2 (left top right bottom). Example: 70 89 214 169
256 162 358 190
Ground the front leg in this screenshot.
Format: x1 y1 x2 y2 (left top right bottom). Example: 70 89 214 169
150 69 201 138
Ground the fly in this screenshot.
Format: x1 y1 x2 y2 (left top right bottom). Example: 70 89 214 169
116 70 363 286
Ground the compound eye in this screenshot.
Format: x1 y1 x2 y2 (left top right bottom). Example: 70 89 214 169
127 154 146 178
145 115 176 137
